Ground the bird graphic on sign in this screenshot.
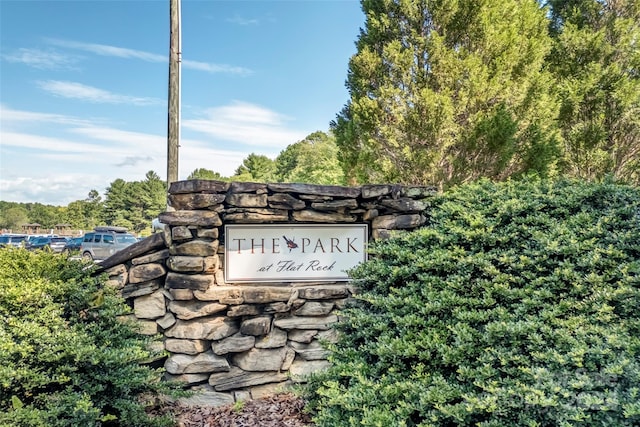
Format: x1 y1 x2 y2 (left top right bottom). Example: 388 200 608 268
282 235 298 251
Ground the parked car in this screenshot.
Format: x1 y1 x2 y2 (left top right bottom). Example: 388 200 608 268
0 234 28 248
26 236 69 253
80 226 138 261
25 234 56 246
62 236 84 254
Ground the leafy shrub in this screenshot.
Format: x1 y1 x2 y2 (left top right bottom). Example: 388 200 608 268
305 178 640 426
0 249 179 426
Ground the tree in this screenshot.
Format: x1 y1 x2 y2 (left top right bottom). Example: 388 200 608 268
24 203 64 230
0 205 29 232
64 190 104 230
64 201 89 230
84 189 104 228
334 0 560 188
102 178 131 229
139 171 167 227
187 168 229 181
547 0 640 184
232 153 277 182
275 131 346 185
102 172 168 233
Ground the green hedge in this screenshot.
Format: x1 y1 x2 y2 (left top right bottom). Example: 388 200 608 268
305 178 640 426
0 249 179 427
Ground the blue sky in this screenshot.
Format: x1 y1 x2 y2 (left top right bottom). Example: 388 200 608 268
0 0 364 206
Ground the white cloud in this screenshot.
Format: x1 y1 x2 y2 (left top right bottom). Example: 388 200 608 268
0 133 249 204
0 110 168 203
0 174 104 206
179 137 255 178
117 156 155 167
0 101 309 205
182 101 307 148
0 104 94 127
182 59 252 75
36 80 163 106
1 108 161 159
68 125 164 149
1 48 78 70
45 38 252 75
0 131 165 205
226 14 260 26
0 131 113 154
46 38 165 62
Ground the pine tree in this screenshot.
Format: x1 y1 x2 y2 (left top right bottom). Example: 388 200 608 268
102 179 132 229
334 0 560 188
548 0 640 184
139 170 167 223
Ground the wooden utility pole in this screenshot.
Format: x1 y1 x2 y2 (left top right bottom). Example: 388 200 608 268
167 0 181 187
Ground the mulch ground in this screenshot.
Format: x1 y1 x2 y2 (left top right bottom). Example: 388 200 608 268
167 393 315 427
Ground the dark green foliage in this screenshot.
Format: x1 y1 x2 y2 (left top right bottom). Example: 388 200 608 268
548 0 640 184
0 249 179 426
138 171 169 230
333 0 560 188
103 171 167 233
305 178 640 426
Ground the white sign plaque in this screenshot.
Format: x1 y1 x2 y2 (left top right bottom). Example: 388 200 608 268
224 224 368 283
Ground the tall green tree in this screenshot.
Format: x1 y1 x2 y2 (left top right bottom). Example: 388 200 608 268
0 204 29 232
102 172 168 233
139 171 167 225
102 179 136 230
548 0 640 184
64 201 89 231
64 190 103 231
275 131 346 185
84 189 103 228
334 0 560 188
124 181 147 232
187 168 229 181
232 153 277 182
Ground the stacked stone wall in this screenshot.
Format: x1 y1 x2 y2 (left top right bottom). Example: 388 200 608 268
98 180 436 406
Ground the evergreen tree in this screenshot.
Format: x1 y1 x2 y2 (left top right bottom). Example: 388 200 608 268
139 170 167 226
103 172 166 233
102 179 132 229
334 0 560 188
548 0 640 184
125 181 147 232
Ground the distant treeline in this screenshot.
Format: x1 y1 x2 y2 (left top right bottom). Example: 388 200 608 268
0 131 345 233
